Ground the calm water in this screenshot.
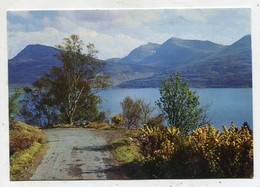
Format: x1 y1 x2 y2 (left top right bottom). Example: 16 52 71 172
98 88 253 130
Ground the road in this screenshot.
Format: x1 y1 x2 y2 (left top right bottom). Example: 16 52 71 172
30 128 126 180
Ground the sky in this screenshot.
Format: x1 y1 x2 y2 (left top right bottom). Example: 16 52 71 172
7 9 250 60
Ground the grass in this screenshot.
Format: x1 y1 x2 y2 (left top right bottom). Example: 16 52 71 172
10 142 46 180
9 121 47 180
108 137 142 163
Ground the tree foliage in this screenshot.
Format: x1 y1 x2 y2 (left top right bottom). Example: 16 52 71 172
146 114 165 127
156 72 207 134
9 89 21 125
20 35 111 126
121 96 142 129
138 100 155 124
120 96 155 129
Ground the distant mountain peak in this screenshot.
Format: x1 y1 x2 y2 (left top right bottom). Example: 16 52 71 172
11 44 60 62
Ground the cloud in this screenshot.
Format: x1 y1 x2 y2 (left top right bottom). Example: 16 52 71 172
58 10 163 30
8 26 144 60
8 28 68 59
7 22 25 31
7 9 251 59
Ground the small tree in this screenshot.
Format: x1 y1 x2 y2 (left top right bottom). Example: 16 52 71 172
137 99 155 124
156 72 207 134
120 96 142 129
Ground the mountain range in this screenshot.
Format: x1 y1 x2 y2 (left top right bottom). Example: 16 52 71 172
8 35 252 88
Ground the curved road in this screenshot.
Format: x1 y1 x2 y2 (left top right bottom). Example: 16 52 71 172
30 128 125 180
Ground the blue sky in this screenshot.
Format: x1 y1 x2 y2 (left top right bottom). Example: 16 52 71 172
7 9 250 60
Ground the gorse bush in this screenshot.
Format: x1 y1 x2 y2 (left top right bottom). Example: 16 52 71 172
86 121 116 130
138 123 253 178
110 113 125 127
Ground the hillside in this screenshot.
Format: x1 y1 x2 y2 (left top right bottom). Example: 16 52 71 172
118 35 252 88
9 44 61 84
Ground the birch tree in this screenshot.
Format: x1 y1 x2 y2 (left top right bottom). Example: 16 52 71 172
20 35 111 125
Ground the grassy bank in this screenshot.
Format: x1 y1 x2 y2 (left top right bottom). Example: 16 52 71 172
10 121 47 180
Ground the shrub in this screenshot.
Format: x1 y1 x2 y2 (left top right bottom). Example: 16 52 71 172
138 123 253 178
52 123 77 128
95 111 107 122
189 123 253 178
86 121 115 129
110 113 124 127
146 114 165 127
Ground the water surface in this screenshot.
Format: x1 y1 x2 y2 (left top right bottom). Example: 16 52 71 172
98 88 252 130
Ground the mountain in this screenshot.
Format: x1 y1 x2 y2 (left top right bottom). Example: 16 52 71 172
8 44 154 86
119 42 160 64
119 35 251 88
8 35 251 88
9 44 61 84
117 37 225 70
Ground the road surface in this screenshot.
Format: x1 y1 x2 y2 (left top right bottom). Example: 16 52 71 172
30 128 125 180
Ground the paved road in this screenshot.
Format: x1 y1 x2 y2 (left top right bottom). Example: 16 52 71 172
30 128 125 180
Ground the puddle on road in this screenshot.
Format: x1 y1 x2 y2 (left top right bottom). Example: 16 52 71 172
67 164 83 178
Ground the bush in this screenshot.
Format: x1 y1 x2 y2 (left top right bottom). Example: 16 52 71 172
86 121 115 129
52 124 78 128
110 113 124 127
138 123 253 178
189 123 253 178
95 111 107 122
146 114 165 127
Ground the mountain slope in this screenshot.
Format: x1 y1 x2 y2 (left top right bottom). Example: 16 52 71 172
118 37 225 71
119 42 160 64
9 45 61 84
119 35 251 88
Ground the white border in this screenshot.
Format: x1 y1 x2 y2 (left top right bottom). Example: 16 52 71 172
1 0 260 186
